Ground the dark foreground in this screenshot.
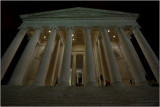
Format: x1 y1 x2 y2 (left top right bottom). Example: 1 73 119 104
1 85 159 106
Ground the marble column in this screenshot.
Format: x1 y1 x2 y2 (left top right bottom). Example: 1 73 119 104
116 27 148 86
32 27 57 86
93 47 102 86
127 36 146 75
52 42 64 86
95 42 103 86
50 39 61 86
1 27 27 80
132 27 159 82
97 40 106 86
44 40 57 86
82 54 86 86
8 27 42 85
101 27 123 86
58 27 73 86
84 27 97 87
71 54 77 86
93 48 100 86
57 44 65 78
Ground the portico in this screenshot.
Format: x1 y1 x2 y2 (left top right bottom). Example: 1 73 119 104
2 7 159 87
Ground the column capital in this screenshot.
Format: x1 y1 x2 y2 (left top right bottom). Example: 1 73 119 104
18 26 28 30
83 26 92 34
66 26 74 30
33 26 43 31
66 26 74 34
49 26 58 30
131 25 141 30
100 26 109 29
84 26 92 29
115 26 125 32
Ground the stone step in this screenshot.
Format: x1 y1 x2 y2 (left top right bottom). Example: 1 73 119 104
2 85 159 106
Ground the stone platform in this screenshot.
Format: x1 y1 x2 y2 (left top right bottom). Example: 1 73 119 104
1 85 159 106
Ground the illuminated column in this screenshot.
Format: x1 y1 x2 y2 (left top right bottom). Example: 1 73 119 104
84 27 97 87
1 27 27 80
97 40 106 86
52 42 64 86
45 39 61 86
50 39 61 86
82 54 86 86
32 27 58 86
101 27 123 86
132 27 159 82
71 53 77 86
58 27 73 86
94 46 102 87
57 44 65 78
93 48 99 86
8 27 42 85
127 36 146 75
116 27 148 86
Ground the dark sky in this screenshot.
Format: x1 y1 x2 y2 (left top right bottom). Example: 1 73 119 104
1 1 159 84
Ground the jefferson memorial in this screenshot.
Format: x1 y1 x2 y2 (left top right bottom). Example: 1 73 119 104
1 7 159 106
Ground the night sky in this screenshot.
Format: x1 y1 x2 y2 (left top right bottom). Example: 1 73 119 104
1 1 159 84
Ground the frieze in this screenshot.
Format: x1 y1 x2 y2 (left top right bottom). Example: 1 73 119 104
19 20 139 29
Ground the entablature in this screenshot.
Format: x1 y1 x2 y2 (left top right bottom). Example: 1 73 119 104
19 19 138 29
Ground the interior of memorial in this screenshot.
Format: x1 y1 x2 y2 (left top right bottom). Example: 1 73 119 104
22 26 138 87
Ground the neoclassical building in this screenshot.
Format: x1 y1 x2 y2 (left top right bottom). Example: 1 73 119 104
2 7 159 87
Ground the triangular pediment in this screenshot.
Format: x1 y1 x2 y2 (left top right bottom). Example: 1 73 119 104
20 7 138 20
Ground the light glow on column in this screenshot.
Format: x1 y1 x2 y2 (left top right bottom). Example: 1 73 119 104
44 36 46 38
113 35 115 38
108 30 110 32
49 30 51 33
72 34 74 36
73 39 75 40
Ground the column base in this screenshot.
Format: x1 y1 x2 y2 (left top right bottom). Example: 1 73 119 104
57 81 69 87
85 82 98 87
111 82 124 87
135 81 149 86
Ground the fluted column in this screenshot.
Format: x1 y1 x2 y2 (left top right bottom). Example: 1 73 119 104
101 27 123 86
32 27 57 86
132 27 159 82
71 54 77 86
8 27 42 85
84 27 97 87
1 27 27 80
116 27 148 86
58 27 73 86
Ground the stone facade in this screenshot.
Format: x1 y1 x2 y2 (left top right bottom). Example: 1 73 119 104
2 7 159 87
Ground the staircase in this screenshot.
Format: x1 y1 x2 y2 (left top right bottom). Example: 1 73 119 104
1 85 159 106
